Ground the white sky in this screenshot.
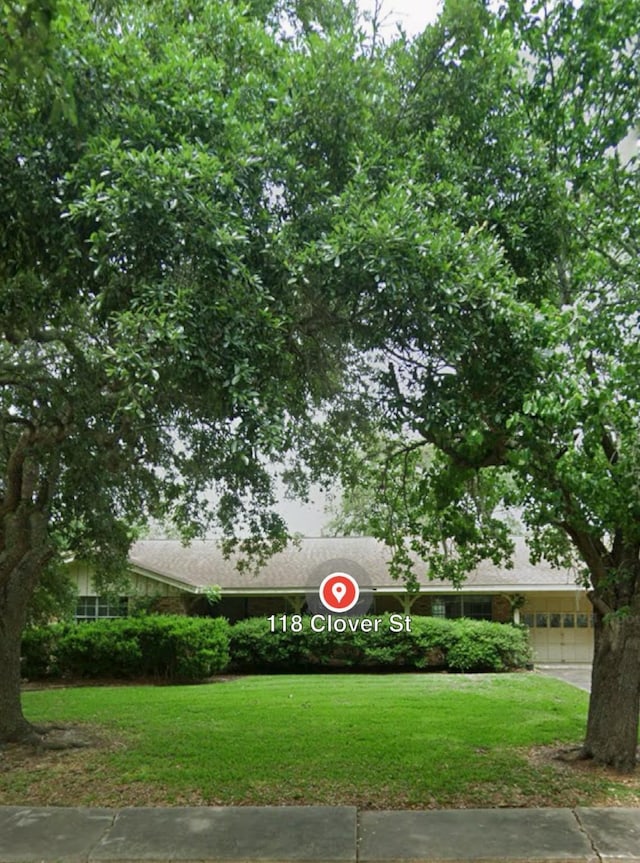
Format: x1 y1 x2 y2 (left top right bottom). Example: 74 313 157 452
357 0 442 38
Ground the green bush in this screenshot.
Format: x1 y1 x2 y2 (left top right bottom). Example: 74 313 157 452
57 620 143 678
227 615 531 673
228 617 307 670
21 623 68 679
22 613 530 680
134 616 230 681
445 619 532 672
22 616 230 683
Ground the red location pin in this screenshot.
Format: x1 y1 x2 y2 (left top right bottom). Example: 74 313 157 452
319 572 360 613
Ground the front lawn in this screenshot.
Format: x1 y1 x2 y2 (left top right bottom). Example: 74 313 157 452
2 673 638 808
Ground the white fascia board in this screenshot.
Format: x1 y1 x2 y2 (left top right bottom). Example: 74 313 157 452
374 584 584 594
220 584 584 595
127 564 200 594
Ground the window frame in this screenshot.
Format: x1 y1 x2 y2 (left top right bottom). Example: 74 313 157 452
75 595 128 622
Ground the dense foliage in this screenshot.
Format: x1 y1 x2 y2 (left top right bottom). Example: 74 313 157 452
0 0 364 741
19 614 532 679
21 615 230 681
229 615 531 673
297 0 640 770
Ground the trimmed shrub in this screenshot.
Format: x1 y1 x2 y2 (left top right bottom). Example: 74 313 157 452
227 615 531 673
445 619 532 672
133 616 230 681
57 619 143 678
21 616 230 683
228 617 308 670
21 623 68 679
22 614 531 680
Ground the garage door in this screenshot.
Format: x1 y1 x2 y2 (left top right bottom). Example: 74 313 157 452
522 599 593 663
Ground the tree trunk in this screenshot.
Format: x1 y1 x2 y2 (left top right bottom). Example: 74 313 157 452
1 443 60 742
582 611 640 772
0 567 40 743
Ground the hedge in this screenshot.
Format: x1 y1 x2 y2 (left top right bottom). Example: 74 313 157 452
21 615 230 682
227 615 531 673
21 614 531 680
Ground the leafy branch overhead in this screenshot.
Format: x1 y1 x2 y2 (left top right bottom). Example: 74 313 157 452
1 0 355 572
311 0 640 592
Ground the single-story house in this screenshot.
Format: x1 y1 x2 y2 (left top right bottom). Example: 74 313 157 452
68 535 594 664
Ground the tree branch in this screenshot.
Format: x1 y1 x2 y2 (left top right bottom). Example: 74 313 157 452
0 430 31 517
36 451 61 510
560 520 610 589
586 589 613 617
584 354 619 466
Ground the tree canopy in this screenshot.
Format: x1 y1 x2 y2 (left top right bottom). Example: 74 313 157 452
1 0 352 569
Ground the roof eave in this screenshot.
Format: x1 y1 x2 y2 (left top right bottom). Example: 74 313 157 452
128 564 201 594
127 577 584 596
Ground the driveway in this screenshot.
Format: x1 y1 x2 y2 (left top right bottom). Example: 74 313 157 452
536 664 592 692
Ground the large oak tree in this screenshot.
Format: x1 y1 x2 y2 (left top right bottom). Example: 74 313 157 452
0 0 368 742
299 0 640 771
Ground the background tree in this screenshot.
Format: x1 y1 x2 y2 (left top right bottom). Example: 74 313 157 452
0 0 375 743
300 0 640 771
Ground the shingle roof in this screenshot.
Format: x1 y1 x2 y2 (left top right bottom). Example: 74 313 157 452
128 536 583 594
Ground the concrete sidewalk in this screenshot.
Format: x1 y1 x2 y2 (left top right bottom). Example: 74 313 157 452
1 805 639 863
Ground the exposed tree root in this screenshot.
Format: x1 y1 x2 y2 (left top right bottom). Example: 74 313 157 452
554 743 639 773
553 745 591 763
35 725 94 751
3 722 94 751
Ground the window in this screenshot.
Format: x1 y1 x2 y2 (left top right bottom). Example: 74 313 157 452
460 596 493 620
430 595 493 621
524 611 591 628
431 598 446 618
75 596 128 621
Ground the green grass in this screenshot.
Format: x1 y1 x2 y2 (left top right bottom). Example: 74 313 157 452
3 673 638 809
